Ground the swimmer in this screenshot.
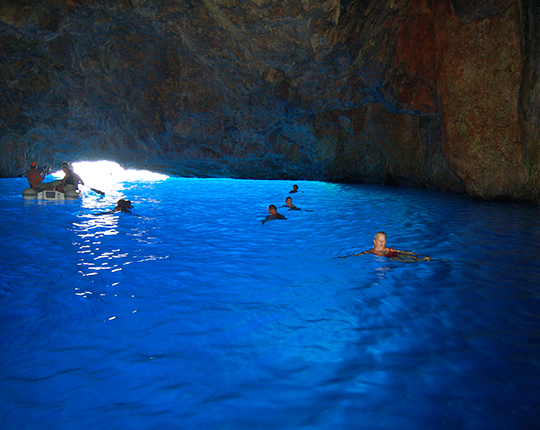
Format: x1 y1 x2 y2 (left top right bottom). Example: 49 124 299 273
289 184 299 194
282 196 301 211
262 205 287 224
93 199 137 216
341 231 432 261
113 199 133 213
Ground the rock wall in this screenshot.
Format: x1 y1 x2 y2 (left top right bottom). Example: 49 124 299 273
0 0 538 201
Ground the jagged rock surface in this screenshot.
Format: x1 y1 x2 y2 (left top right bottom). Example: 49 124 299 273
1 0 539 201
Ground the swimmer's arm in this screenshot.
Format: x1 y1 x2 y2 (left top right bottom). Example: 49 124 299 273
394 249 432 261
340 250 369 259
393 248 414 255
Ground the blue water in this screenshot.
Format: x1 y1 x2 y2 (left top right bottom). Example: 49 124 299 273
1 177 539 430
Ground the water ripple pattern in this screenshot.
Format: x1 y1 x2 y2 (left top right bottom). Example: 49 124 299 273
0 177 539 430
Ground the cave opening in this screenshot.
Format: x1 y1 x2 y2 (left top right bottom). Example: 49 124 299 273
50 160 169 186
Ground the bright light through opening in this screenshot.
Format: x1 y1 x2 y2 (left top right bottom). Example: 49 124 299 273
52 161 168 187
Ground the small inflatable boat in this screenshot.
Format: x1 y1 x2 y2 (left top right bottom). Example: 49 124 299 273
22 186 81 201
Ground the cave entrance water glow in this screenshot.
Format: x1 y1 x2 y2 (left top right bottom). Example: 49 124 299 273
1 177 539 429
52 160 168 190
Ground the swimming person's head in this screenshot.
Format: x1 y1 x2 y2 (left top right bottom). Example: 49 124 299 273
268 204 277 215
285 197 292 206
373 231 387 249
117 199 132 210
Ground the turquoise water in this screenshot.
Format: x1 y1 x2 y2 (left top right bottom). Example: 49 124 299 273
1 177 539 430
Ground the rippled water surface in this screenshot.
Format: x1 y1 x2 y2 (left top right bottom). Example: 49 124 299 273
1 177 539 430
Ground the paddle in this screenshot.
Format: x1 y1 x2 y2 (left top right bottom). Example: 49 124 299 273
82 185 105 195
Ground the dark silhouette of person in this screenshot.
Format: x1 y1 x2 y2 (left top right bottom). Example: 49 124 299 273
262 204 287 224
289 184 299 193
93 199 137 216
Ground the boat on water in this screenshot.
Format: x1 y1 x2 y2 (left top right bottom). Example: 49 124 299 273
23 188 81 200
22 181 81 200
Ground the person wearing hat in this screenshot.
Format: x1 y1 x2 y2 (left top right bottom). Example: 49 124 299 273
56 162 84 193
27 162 53 191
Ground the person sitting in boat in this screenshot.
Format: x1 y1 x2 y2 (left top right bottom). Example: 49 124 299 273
262 205 287 224
289 184 299 194
282 196 301 211
342 231 432 261
56 162 84 193
27 162 53 191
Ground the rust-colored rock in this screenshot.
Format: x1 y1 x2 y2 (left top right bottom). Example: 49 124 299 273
433 0 527 199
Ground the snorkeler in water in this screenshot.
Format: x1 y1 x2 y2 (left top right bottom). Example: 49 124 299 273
341 231 432 262
262 205 287 224
113 199 133 213
93 199 139 216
